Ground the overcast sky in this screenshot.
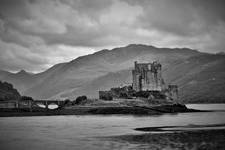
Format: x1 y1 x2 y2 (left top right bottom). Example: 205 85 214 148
0 0 225 72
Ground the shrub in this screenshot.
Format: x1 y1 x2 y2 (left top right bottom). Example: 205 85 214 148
75 95 87 105
63 99 72 106
99 93 113 101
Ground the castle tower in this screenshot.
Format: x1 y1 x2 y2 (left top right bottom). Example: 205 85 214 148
132 61 163 92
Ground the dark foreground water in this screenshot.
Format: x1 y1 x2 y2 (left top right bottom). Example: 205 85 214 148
0 104 225 150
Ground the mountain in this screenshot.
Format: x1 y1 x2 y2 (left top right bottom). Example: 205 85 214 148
169 54 225 103
0 44 224 103
0 70 36 93
0 80 21 100
54 53 225 103
23 44 199 99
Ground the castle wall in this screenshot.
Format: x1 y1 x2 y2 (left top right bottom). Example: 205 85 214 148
132 70 139 91
168 85 178 101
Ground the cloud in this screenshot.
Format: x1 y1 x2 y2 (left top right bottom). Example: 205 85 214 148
124 0 225 51
0 39 48 72
0 37 96 72
31 0 144 47
0 0 225 72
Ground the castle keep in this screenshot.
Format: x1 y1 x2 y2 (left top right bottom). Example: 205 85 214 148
99 61 178 102
132 61 163 92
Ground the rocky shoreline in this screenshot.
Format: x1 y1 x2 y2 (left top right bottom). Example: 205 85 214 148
104 129 225 149
0 104 203 117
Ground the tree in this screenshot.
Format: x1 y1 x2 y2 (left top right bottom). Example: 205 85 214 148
75 95 87 105
20 96 33 101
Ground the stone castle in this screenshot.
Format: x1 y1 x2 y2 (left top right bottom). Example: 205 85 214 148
99 61 178 102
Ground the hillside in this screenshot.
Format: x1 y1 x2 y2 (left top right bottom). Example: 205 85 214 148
0 44 225 103
55 53 225 103
0 70 36 93
25 44 200 99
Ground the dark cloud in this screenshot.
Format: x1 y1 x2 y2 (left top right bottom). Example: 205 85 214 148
0 0 225 72
0 0 30 19
136 0 225 36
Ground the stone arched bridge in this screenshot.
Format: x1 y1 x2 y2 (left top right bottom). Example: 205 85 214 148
18 100 64 110
0 100 65 110
33 100 64 109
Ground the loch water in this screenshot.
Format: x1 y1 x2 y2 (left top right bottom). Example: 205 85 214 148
0 104 225 150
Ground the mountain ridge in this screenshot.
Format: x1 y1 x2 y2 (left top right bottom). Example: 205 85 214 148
0 44 224 103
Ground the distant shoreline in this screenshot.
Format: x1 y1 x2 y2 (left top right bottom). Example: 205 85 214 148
186 102 225 104
0 104 203 117
134 124 225 132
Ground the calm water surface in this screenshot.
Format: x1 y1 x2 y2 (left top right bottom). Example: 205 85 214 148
0 104 225 150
